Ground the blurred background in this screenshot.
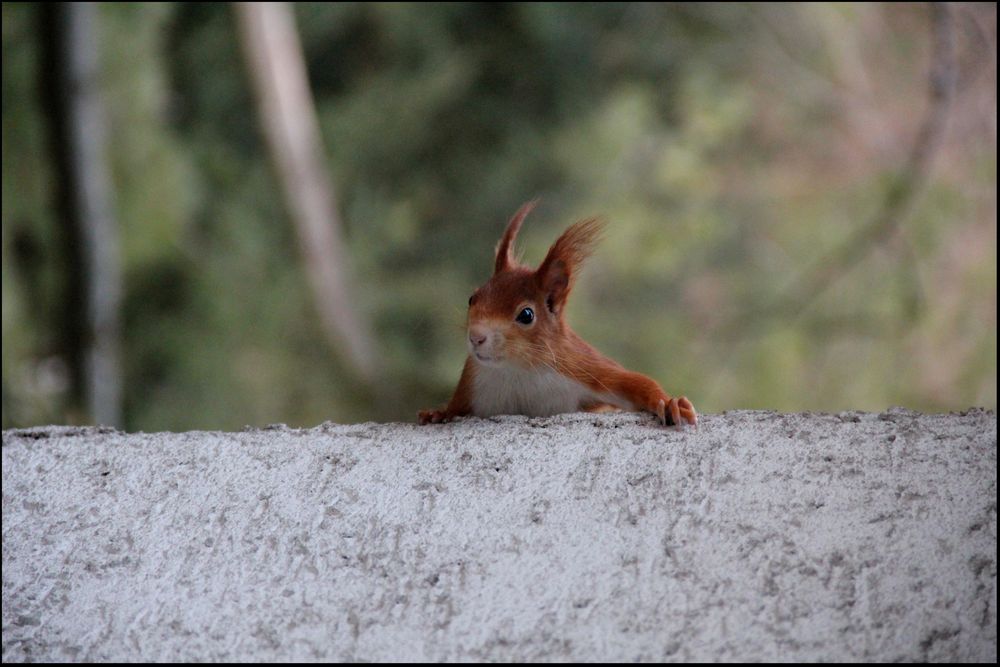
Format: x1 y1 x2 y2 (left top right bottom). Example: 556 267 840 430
1 2 995 431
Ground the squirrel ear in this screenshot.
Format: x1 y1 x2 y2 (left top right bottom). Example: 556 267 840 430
535 217 605 313
494 200 538 275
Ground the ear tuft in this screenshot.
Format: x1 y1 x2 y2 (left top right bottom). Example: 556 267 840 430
494 200 538 274
535 217 606 313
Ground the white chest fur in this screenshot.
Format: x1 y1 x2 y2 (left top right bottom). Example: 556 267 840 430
471 362 605 417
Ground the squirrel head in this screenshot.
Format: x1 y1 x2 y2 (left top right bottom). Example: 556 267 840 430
465 200 605 368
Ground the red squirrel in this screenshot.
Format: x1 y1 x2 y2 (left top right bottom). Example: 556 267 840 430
418 201 697 427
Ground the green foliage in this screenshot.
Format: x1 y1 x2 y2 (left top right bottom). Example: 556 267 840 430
2 2 995 429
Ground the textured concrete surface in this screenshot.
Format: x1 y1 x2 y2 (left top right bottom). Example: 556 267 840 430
2 409 996 662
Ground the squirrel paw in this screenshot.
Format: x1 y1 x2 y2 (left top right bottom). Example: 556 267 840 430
655 396 697 428
418 409 453 425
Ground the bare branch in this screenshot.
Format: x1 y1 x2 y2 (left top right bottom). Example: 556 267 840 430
726 2 956 337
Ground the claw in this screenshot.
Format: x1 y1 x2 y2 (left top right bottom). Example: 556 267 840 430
678 396 698 429
669 398 682 427
418 409 451 425
655 396 698 428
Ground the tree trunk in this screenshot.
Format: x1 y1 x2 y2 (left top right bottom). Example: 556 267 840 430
41 2 123 428
234 2 379 384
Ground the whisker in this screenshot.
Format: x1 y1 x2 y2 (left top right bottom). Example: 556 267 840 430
523 341 617 397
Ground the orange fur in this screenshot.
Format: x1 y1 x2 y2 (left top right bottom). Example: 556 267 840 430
494 199 537 274
417 202 697 427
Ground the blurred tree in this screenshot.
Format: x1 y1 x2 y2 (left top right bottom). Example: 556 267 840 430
40 2 123 427
235 2 378 385
1 3 995 430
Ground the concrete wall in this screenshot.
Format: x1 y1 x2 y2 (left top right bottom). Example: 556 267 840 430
2 409 996 661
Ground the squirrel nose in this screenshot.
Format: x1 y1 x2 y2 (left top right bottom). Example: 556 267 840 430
469 326 489 348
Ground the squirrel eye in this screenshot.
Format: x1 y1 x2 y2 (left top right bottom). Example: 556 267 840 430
469 294 476 307
515 307 535 325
